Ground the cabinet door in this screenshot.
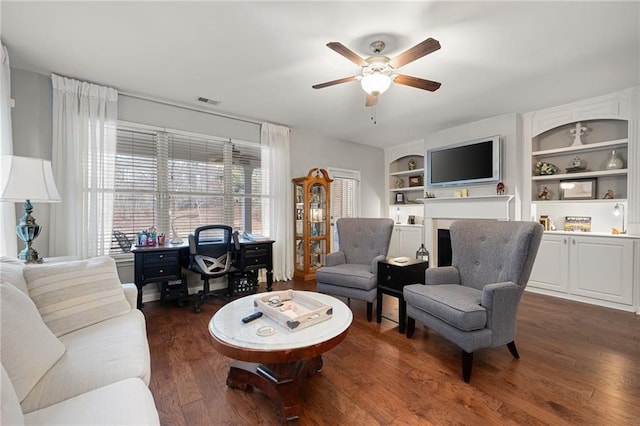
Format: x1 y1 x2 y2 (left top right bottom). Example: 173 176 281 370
569 236 633 305
388 227 401 258
529 234 569 292
388 226 423 258
400 226 423 258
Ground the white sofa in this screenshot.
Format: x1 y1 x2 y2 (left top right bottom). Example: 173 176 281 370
0 256 159 425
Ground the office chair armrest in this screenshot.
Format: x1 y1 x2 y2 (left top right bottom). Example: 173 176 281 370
481 281 521 342
370 254 386 273
326 251 346 266
425 266 460 285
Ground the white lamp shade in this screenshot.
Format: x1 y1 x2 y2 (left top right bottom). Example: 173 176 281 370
360 73 392 95
0 155 61 203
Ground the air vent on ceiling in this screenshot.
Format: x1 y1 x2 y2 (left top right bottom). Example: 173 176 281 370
197 96 220 106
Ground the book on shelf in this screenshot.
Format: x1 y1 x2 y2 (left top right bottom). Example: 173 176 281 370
564 216 592 232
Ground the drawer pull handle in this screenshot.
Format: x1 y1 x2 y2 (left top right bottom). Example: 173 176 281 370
387 276 391 281
159 269 164 273
159 255 164 259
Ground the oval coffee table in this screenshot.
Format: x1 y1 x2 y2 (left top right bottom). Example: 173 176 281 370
209 291 352 422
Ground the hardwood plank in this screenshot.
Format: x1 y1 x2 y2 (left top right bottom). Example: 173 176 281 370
143 280 640 425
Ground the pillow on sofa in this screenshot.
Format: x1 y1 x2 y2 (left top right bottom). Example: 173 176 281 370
23 256 131 337
0 283 66 402
0 258 28 295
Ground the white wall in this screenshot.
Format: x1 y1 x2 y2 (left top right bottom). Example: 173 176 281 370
422 112 523 217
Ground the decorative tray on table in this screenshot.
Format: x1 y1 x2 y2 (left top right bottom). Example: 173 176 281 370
254 290 332 332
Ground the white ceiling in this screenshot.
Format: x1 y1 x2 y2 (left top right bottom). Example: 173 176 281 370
2 1 639 148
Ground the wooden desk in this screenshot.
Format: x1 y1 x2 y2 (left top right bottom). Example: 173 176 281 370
208 291 352 422
131 239 275 309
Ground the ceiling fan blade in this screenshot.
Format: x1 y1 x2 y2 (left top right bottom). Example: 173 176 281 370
365 93 378 107
389 38 441 69
394 74 441 92
326 42 368 67
312 76 358 89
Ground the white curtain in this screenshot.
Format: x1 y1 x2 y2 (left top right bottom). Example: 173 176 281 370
0 41 18 257
50 74 118 258
261 122 293 281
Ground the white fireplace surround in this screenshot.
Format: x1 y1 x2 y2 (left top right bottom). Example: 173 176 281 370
420 195 515 266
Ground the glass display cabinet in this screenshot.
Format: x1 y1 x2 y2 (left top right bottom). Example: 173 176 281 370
292 168 332 280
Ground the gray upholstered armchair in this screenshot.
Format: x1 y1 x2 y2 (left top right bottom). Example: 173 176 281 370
403 220 543 382
316 218 394 321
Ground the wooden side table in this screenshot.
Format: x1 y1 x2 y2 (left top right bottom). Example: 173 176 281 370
377 258 428 333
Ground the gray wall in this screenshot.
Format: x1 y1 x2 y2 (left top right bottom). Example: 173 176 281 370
9 68 53 257
9 67 386 266
290 128 385 218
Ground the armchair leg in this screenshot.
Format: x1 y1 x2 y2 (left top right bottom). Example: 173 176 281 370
507 341 520 359
366 302 372 322
462 350 473 383
406 317 415 338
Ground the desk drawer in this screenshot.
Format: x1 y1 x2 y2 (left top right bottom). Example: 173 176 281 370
378 263 427 292
143 265 181 281
241 246 270 268
142 251 179 265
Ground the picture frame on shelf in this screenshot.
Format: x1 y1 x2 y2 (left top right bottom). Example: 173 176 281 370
395 192 405 204
408 175 423 187
560 178 597 200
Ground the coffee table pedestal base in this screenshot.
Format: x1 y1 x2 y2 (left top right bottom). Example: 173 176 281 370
226 355 324 422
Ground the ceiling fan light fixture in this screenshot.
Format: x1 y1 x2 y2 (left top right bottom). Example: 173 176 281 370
360 73 391 95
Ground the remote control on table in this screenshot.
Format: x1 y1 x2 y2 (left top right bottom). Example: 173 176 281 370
241 311 263 323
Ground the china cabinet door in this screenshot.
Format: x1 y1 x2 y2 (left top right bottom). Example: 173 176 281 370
292 168 332 280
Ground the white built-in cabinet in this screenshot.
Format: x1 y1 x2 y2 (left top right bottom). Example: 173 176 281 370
385 140 425 258
529 233 635 310
388 225 423 259
524 89 639 313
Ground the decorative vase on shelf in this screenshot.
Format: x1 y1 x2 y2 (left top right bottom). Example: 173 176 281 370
605 150 623 170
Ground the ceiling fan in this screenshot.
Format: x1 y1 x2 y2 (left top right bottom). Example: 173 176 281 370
312 38 442 107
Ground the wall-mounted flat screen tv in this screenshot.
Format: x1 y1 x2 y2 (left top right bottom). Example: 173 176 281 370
427 135 501 187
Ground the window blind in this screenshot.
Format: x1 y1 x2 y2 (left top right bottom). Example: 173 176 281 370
110 124 265 255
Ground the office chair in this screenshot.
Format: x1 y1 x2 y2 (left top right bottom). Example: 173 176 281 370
188 225 238 313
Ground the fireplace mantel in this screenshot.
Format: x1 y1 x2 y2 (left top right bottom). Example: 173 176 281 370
419 195 514 220
419 195 515 265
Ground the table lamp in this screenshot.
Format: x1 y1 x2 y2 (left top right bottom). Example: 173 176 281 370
0 155 61 263
170 213 198 244
613 203 626 234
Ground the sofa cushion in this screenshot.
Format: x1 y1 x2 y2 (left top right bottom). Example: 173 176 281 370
0 283 66 402
0 258 28 294
1 364 25 426
23 378 159 426
20 310 151 413
316 263 377 291
403 284 486 331
23 256 130 337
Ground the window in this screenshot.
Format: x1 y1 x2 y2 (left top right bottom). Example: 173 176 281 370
111 124 264 255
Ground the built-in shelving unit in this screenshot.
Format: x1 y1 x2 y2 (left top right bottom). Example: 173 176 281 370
523 89 639 314
530 121 628 202
384 140 426 253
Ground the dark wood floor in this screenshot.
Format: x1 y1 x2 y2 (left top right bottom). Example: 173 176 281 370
144 279 640 425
